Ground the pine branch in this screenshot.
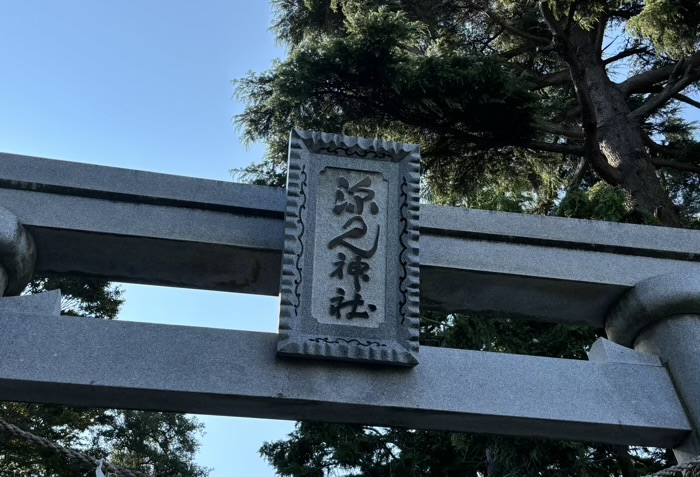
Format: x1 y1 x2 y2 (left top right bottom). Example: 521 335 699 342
619 51 700 95
567 156 589 191
517 140 585 155
603 47 648 65
506 63 569 89
619 64 676 94
593 13 606 59
532 70 571 89
539 1 567 41
535 120 584 139
651 158 700 174
565 2 578 33
500 44 534 60
486 9 551 45
500 43 555 60
629 59 700 121
674 93 700 110
642 133 686 157
609 5 644 19
448 129 585 156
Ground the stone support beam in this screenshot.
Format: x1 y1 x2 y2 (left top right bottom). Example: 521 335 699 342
607 273 700 462
3 153 700 327
0 305 690 448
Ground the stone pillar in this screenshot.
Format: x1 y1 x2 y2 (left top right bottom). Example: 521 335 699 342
0 206 36 297
606 273 700 461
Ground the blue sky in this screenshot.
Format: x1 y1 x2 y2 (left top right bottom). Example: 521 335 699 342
1 1 294 475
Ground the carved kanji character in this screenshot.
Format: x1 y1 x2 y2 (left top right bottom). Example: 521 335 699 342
346 254 370 291
328 216 380 259
329 287 377 320
330 252 346 279
333 176 379 215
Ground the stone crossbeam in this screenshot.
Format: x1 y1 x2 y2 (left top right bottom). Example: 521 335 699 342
0 307 690 448
3 152 700 327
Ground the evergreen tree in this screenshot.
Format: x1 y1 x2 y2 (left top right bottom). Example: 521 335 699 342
233 1 700 475
0 276 209 477
235 0 700 226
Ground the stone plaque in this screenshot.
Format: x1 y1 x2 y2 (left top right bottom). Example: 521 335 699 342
277 130 420 366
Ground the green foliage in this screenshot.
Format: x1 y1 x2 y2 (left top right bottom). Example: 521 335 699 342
1 277 209 477
259 312 673 477
254 167 672 477
237 0 700 475
559 182 664 225
25 275 124 319
236 0 700 225
234 0 537 191
627 0 700 57
0 403 113 477
97 411 209 477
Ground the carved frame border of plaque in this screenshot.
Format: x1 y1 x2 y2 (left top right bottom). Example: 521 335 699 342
277 130 420 366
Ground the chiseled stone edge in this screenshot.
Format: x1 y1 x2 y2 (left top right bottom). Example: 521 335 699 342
606 272 700 347
294 129 416 162
0 290 62 317
278 335 418 366
587 337 662 366
277 130 420 366
277 131 307 347
398 146 421 357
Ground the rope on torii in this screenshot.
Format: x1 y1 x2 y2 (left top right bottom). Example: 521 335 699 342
0 417 151 477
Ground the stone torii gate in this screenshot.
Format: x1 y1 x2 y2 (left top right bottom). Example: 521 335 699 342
0 131 699 462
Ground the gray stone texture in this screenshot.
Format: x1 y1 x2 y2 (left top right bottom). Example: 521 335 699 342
1 151 699 450
606 272 700 346
636 316 700 462
277 131 420 366
0 152 285 217
311 168 388 329
0 310 689 448
0 206 36 296
4 153 700 327
605 272 700 461
0 290 61 317
587 337 661 366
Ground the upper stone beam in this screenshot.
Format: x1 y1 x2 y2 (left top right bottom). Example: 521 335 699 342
2 152 700 326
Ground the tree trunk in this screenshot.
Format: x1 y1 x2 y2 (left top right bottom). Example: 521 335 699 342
544 14 682 227
612 445 638 477
485 447 498 477
588 68 680 226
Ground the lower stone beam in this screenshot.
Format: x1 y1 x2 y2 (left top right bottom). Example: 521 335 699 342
0 310 690 448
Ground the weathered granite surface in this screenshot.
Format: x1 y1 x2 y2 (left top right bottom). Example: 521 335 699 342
0 310 689 448
0 151 698 453
0 206 36 296
587 337 661 366
278 131 420 366
606 272 700 346
3 152 700 327
0 290 61 317
636 316 700 462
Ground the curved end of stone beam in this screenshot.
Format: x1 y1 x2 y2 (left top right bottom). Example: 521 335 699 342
606 272 700 347
0 206 36 296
